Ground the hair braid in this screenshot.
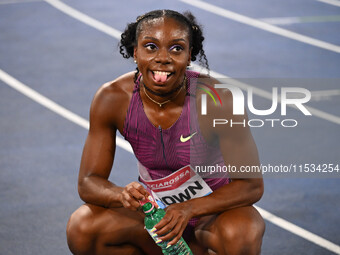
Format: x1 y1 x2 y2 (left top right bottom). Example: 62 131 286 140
182 11 210 72
119 22 138 59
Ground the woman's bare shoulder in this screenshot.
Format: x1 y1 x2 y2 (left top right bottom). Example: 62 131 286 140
90 71 136 130
96 71 135 99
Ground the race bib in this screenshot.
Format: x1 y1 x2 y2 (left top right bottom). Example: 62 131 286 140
138 163 212 208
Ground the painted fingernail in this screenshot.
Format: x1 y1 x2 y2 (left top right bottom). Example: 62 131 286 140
150 227 157 232
155 239 162 244
166 244 172 249
151 233 158 237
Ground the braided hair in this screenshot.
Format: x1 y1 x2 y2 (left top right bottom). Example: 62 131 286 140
119 9 210 81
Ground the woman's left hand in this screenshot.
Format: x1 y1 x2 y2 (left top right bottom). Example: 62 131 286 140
153 202 193 246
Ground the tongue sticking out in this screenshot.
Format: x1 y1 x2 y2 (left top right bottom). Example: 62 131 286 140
154 72 168 83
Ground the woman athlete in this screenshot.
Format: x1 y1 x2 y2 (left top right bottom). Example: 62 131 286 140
66 10 265 255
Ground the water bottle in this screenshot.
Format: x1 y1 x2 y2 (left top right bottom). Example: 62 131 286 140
142 202 193 255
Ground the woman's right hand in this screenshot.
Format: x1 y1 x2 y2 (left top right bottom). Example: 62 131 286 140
119 182 149 211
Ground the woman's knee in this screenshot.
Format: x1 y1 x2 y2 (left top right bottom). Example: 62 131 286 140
66 204 149 254
66 205 97 254
215 207 265 254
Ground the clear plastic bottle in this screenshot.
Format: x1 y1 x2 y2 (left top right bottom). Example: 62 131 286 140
142 202 193 255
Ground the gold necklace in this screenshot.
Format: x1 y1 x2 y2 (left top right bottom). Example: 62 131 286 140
143 77 186 108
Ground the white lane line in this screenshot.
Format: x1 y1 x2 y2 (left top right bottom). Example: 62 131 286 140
0 69 133 153
312 89 340 96
317 0 340 7
284 89 340 101
311 93 340 101
260 17 301 25
255 206 340 254
261 16 340 25
312 89 340 97
179 0 340 54
10 0 337 252
44 0 121 39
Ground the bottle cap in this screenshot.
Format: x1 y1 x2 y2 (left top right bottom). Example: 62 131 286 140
142 202 154 215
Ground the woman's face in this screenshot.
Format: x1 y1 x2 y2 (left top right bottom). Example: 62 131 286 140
134 17 191 94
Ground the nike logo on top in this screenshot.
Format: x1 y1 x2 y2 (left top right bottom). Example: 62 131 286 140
180 132 197 142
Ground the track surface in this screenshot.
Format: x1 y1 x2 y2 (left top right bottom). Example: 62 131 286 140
0 0 339 254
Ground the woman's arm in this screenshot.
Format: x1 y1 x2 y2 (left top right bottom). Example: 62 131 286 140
188 76 263 216
187 108 263 217
77 79 148 209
